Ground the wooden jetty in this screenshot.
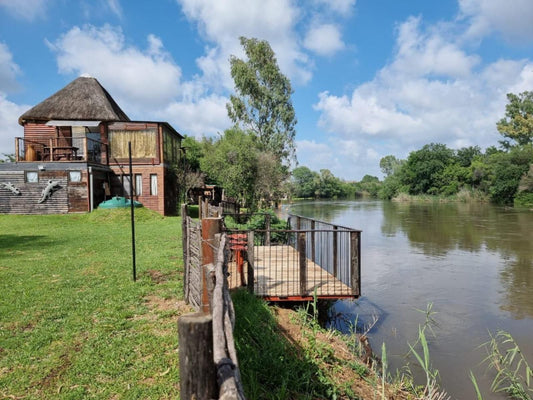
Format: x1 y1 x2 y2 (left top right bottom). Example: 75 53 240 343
226 214 361 301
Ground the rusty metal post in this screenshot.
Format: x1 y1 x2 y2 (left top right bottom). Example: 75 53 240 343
310 220 315 262
201 217 222 313
265 213 271 246
298 232 307 296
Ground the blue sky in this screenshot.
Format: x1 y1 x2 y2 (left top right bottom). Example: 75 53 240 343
1 0 533 180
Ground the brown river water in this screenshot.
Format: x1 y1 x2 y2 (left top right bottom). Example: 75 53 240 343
284 199 533 400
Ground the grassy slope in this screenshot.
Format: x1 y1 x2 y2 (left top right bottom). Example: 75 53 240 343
0 209 187 399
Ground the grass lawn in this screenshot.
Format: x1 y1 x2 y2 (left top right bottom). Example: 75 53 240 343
0 209 188 399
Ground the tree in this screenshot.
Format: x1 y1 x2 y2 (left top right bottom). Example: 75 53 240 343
199 128 258 208
227 37 297 164
379 155 404 177
291 166 319 198
401 143 456 195
497 91 533 147
0 153 15 163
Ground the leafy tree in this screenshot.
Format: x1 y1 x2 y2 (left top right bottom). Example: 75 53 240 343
317 169 344 198
227 37 297 164
487 145 533 204
401 143 456 195
199 128 258 208
456 146 482 167
291 166 319 198
379 155 404 177
497 92 533 147
254 151 286 208
181 135 204 172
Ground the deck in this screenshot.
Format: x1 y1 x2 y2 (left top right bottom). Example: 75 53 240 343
228 244 356 301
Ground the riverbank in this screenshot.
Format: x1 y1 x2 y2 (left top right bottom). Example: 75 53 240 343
392 188 490 203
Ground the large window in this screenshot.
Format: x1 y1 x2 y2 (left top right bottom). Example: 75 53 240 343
108 125 157 159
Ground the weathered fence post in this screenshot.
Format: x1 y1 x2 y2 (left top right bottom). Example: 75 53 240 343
247 231 254 294
178 313 217 400
202 218 222 313
298 232 307 296
350 231 361 296
265 213 271 246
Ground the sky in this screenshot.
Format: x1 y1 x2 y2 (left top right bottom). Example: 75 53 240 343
1 0 533 180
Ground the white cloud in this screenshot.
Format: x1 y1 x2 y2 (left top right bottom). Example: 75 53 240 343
0 42 20 93
48 24 231 136
313 15 533 170
304 24 345 56
459 0 533 42
49 25 182 110
178 0 312 86
0 0 47 21
0 94 27 155
313 0 356 15
158 94 231 138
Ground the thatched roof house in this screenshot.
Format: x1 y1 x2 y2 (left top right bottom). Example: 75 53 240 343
18 76 130 125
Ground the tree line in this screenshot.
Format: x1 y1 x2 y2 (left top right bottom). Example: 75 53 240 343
179 36 533 209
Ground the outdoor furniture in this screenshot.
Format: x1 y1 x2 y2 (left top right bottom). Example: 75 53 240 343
229 233 247 287
42 146 79 161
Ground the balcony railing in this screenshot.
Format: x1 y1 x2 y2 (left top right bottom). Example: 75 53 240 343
15 137 108 164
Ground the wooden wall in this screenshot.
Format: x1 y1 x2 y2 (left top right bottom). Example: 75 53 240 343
0 169 90 214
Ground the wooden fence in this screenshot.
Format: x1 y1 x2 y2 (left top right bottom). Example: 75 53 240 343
180 205 245 399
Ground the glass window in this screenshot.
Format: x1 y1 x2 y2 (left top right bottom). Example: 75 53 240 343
25 171 38 183
122 175 132 196
150 174 158 196
69 171 82 182
135 174 143 196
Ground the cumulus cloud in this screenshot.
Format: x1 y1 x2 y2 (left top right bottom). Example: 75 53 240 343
313 15 533 166
304 24 345 56
48 24 230 137
49 25 182 110
0 0 47 21
459 0 533 42
0 94 27 155
178 0 311 86
0 42 20 93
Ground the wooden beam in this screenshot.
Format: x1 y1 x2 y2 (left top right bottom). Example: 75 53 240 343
178 312 217 400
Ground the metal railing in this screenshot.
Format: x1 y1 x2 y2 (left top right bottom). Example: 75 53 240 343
223 214 361 300
15 136 108 163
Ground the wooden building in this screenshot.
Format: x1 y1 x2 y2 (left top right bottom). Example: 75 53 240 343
0 76 183 215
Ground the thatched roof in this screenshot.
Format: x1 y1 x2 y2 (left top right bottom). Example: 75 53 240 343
18 76 130 125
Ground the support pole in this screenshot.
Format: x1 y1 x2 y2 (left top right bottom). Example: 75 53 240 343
247 231 255 294
129 142 136 282
201 218 222 313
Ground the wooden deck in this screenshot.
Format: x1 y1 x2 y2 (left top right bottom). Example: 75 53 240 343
228 245 355 301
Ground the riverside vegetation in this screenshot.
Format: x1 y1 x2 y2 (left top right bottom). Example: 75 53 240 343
1 211 531 399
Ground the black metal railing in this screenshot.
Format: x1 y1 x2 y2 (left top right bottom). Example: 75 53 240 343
15 136 108 163
223 214 361 300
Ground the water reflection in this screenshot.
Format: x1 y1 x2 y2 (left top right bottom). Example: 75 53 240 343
380 201 533 319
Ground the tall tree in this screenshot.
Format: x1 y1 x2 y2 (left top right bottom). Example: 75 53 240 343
227 37 297 164
497 91 533 147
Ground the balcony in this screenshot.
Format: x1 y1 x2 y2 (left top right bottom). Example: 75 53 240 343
15 137 108 164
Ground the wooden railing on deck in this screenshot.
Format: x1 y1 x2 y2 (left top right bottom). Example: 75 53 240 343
15 136 108 163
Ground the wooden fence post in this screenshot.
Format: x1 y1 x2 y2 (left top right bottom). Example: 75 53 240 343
201 218 222 313
178 313 217 400
265 213 271 246
247 231 254 294
350 231 360 296
298 232 307 296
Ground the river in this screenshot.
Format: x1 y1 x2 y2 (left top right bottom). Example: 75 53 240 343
284 199 533 400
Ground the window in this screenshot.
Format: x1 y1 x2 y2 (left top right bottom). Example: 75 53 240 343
69 171 82 182
25 171 38 183
135 174 143 196
122 175 132 196
150 174 158 196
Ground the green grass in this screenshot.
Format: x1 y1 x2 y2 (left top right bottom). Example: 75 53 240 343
0 209 185 399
